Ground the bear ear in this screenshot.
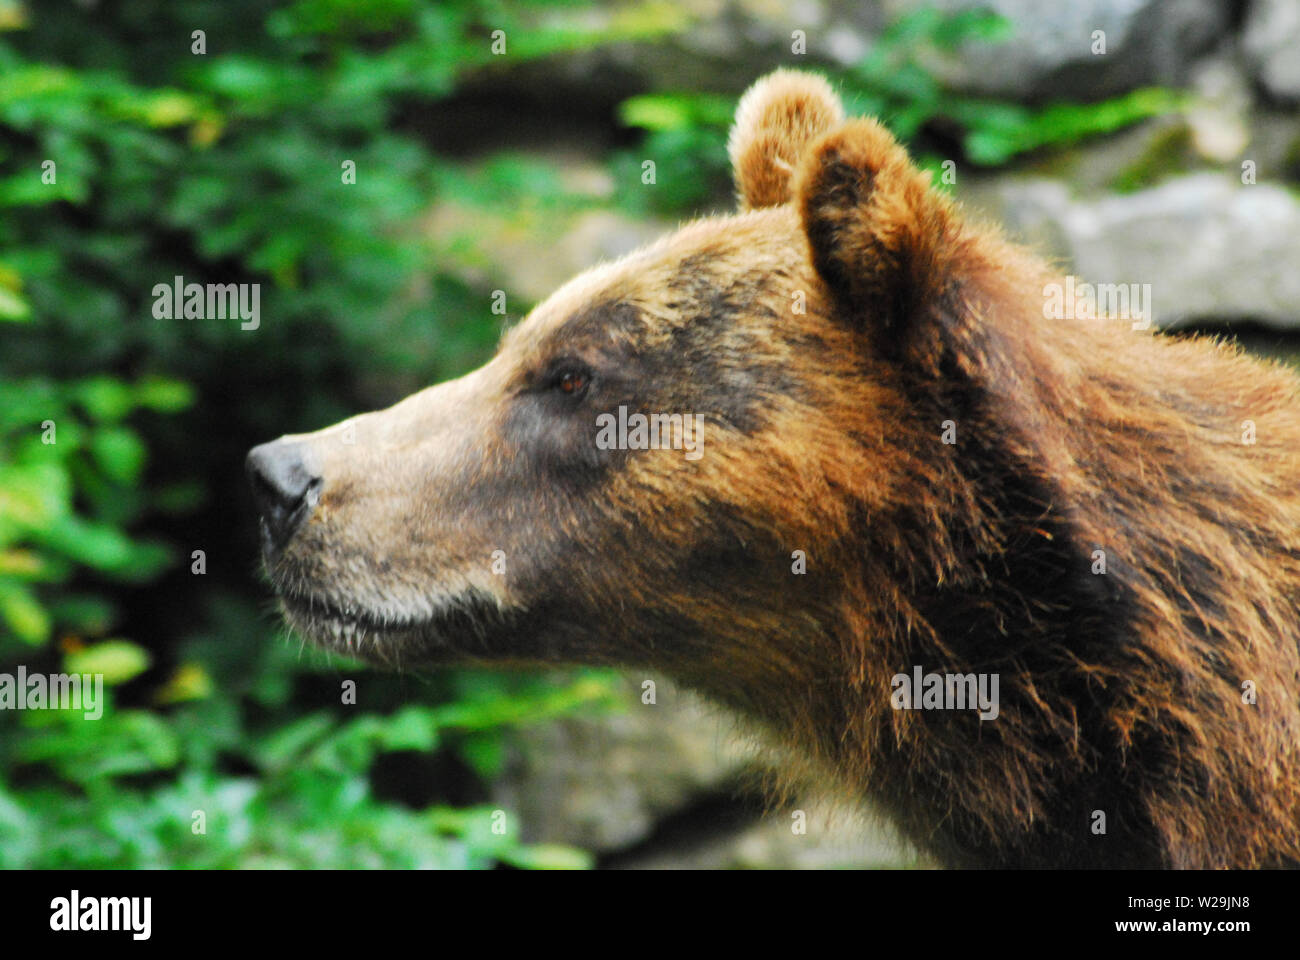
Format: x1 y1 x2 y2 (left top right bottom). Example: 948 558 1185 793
728 70 845 211
795 118 965 372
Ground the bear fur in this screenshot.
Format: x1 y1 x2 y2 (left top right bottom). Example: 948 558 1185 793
251 70 1300 869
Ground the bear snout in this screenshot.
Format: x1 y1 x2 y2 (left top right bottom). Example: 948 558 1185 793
246 439 323 552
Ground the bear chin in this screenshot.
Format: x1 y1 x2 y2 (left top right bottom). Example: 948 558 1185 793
276 588 511 667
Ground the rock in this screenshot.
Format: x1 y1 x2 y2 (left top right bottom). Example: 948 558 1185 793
609 800 924 869
1186 55 1252 163
491 676 922 867
985 173 1300 329
493 677 763 851
907 0 1228 101
513 0 885 96
1248 111 1300 182
1243 0 1300 102
477 1 1226 103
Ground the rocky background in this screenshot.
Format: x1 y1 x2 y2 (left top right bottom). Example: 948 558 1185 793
432 0 1300 868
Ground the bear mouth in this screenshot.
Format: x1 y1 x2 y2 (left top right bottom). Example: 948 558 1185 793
276 588 507 665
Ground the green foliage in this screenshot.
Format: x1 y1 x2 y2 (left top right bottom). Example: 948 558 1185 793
943 88 1185 167
0 0 646 870
0 376 186 651
0 674 617 868
613 92 734 214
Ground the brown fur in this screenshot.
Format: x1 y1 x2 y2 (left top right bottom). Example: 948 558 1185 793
252 71 1300 868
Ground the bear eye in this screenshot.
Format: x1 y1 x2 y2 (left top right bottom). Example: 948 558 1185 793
555 370 590 397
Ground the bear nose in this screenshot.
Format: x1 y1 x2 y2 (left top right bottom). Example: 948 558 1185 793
246 440 322 549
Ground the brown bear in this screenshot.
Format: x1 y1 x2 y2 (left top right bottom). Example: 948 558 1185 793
247 70 1300 869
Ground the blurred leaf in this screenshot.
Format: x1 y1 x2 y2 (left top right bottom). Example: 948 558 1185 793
457 730 505 779
932 9 1014 48
959 88 1184 166
0 578 50 644
90 426 147 484
64 639 152 685
38 515 133 571
132 376 194 413
153 662 214 705
45 594 116 635
498 842 592 870
75 377 134 423
253 712 337 772
0 1 28 31
0 549 45 578
0 284 30 321
619 93 733 132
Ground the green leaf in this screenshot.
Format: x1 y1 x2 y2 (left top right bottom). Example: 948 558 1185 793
38 515 134 571
90 426 147 485
959 88 1183 166
75 377 134 422
372 706 440 752
46 594 116 635
0 461 70 532
64 639 152 685
457 731 505 779
618 93 734 133
499 843 593 870
932 9 1014 49
0 578 50 644
254 712 337 771
133 376 194 413
0 284 30 321
153 662 214 705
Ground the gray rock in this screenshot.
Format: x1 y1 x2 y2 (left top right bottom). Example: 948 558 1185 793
493 676 923 867
890 0 1227 101
1185 54 1252 162
1249 110 1300 180
464 1 1231 122
610 801 924 869
493 677 761 852
526 0 886 95
987 173 1300 329
1243 0 1300 102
